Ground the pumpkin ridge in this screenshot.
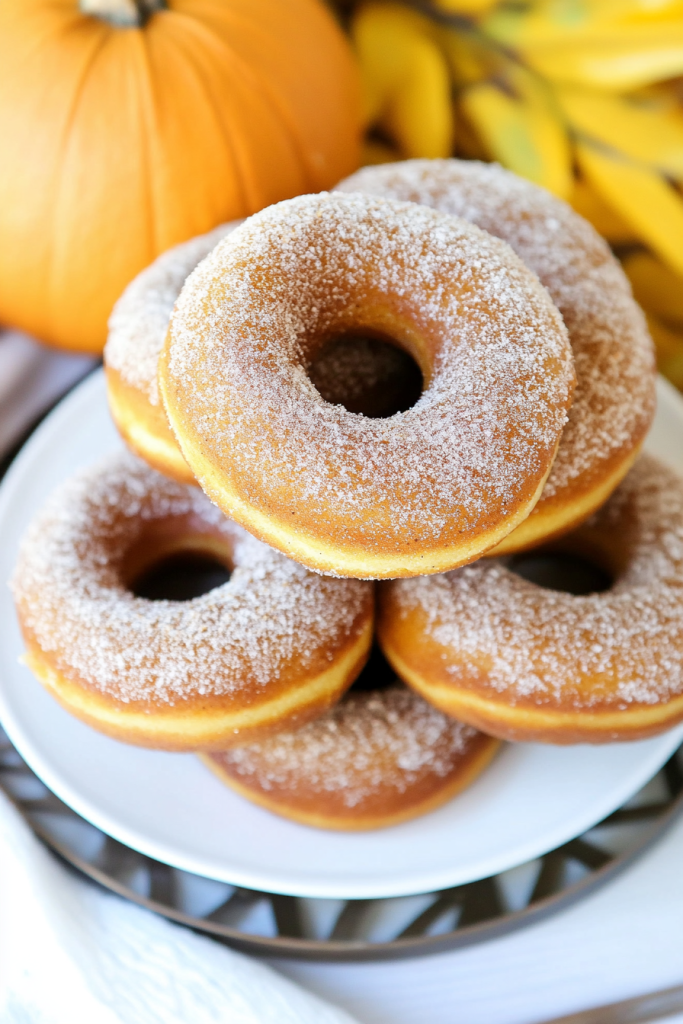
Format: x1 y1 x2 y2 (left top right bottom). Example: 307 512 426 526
8 8 84 71
47 25 111 340
0 0 360 352
170 0 345 191
169 13 314 193
158 21 252 214
134 30 161 254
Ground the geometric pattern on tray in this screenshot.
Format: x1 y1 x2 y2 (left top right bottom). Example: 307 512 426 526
2 726 681 962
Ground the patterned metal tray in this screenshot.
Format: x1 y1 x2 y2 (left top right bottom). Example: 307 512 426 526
2 727 681 962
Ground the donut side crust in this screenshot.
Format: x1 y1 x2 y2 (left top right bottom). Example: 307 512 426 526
158 385 562 579
379 631 683 744
20 613 373 751
489 443 643 556
106 366 195 485
201 733 500 830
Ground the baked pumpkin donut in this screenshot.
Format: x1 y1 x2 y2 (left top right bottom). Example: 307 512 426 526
203 679 499 831
337 160 656 554
105 223 241 484
378 455 683 744
12 452 374 751
160 192 575 579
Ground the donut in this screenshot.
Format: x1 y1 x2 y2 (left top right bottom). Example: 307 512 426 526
378 454 683 744
11 451 374 751
336 159 656 554
203 668 499 831
105 223 242 484
159 191 575 579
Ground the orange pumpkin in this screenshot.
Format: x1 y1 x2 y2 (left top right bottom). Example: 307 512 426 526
0 0 361 353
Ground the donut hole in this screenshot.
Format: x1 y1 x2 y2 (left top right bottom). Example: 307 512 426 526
123 524 233 602
131 551 231 601
509 550 613 595
308 334 424 418
349 643 398 692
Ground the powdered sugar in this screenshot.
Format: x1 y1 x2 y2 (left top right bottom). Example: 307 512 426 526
165 192 574 561
337 160 655 499
105 223 242 405
214 684 478 807
11 451 371 706
387 455 683 709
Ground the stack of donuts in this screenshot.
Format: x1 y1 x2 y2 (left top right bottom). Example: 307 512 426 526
13 158 683 833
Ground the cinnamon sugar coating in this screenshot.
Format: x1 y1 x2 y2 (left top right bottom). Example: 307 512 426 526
379 455 683 743
161 191 574 579
104 223 244 484
11 452 373 750
338 160 655 544
205 684 499 829
106 222 242 407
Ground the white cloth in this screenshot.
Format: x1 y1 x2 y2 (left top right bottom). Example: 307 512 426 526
0 788 358 1024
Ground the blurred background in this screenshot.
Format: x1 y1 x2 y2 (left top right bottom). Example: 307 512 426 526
0 0 681 388
332 0 683 388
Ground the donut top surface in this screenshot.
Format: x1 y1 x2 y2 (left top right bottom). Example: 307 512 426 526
105 222 241 406
12 452 371 707
337 158 655 503
385 455 683 710
216 684 480 808
161 192 574 576
337 160 655 502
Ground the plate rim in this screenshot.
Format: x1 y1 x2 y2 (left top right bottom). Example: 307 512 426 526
1 370 683 899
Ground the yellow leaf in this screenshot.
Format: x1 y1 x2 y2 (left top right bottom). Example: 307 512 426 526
559 88 683 178
460 81 573 197
437 25 502 87
622 251 683 326
352 3 454 158
352 4 437 123
383 55 454 159
522 25 683 91
485 0 683 50
569 177 638 242
577 142 683 275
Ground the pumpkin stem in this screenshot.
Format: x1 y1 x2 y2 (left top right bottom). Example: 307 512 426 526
80 0 165 27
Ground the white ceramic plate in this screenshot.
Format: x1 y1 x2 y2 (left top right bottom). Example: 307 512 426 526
1 370 683 900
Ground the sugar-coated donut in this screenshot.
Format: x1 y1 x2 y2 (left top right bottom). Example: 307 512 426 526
378 455 683 744
337 160 656 554
203 682 499 830
105 223 241 484
12 452 374 751
160 192 575 579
